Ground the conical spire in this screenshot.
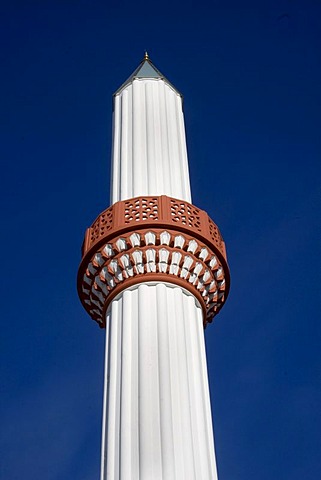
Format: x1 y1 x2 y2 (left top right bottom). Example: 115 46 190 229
114 53 181 96
129 52 163 79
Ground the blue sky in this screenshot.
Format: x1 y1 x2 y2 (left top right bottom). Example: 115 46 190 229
1 1 321 479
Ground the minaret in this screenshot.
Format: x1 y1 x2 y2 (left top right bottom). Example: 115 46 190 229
78 54 230 479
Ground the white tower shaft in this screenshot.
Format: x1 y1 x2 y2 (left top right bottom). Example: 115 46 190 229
111 79 191 203
100 61 218 479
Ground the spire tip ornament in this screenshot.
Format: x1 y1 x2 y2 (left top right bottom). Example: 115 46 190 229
144 50 149 60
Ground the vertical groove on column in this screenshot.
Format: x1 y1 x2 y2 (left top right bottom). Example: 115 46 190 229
100 309 110 480
142 84 148 196
186 295 214 478
127 85 133 201
132 81 140 198
111 95 121 203
138 285 152 477
119 289 131 479
153 83 163 196
145 83 152 195
167 284 185 478
175 95 192 203
120 91 127 200
132 288 140 477
182 292 199 479
177 288 196 479
151 286 163 478
161 82 172 197
167 90 182 200
174 90 182 199
186 295 201 475
156 284 175 478
196 303 217 478
106 300 121 478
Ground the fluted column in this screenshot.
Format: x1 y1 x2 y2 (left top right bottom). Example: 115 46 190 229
111 79 191 203
101 283 217 480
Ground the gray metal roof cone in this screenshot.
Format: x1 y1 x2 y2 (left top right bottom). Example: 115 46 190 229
114 53 181 96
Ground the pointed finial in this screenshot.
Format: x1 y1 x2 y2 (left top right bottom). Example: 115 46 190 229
144 50 149 61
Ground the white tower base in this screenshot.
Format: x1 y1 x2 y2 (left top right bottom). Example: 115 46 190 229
101 282 218 480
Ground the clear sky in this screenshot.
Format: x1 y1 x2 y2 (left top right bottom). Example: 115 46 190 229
1 1 321 479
